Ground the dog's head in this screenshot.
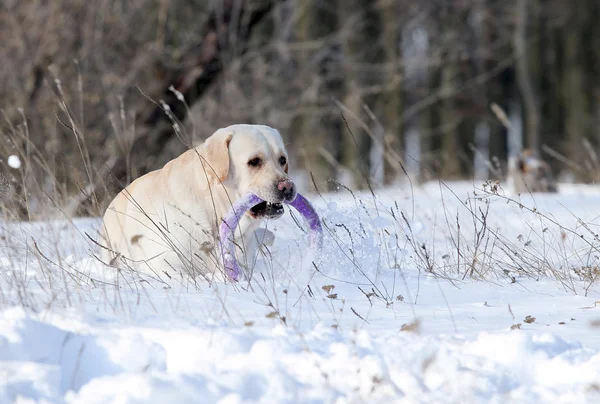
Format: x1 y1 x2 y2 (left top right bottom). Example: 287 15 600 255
509 149 558 193
199 124 296 219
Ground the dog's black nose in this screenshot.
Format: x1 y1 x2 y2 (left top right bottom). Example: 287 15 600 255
277 179 297 201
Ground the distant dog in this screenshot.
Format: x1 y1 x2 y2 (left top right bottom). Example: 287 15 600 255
100 124 295 280
508 150 557 193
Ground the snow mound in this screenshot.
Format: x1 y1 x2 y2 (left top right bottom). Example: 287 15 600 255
0 307 599 403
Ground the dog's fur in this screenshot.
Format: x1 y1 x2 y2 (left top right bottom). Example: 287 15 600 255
100 124 295 280
508 149 557 193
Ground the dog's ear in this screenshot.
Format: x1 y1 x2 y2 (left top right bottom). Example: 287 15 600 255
199 129 233 182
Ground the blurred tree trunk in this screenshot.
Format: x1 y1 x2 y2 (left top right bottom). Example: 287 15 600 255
471 0 490 181
248 4 276 123
379 0 403 184
439 3 460 179
514 0 541 154
292 0 344 191
363 3 386 189
539 2 562 169
588 1 600 150
339 0 385 189
439 61 460 178
592 1 600 148
473 121 490 180
508 99 524 158
401 14 431 182
561 2 589 163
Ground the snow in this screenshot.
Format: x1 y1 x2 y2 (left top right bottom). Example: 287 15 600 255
1 181 600 403
7 155 21 169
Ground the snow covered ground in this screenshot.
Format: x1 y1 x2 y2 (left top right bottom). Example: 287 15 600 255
1 181 600 403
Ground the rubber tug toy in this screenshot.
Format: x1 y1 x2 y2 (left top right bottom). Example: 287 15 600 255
219 193 323 282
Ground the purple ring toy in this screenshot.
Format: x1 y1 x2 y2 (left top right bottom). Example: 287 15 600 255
219 193 323 282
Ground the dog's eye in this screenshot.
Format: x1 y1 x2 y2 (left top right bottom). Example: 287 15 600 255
279 156 287 166
248 157 262 167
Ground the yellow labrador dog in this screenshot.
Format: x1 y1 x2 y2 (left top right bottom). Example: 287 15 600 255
100 124 296 281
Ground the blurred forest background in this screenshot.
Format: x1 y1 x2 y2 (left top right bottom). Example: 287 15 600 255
0 0 599 218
